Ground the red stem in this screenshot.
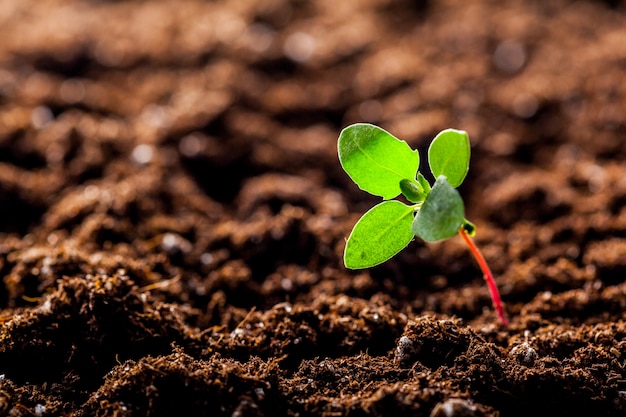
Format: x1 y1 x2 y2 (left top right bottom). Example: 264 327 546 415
458 227 508 325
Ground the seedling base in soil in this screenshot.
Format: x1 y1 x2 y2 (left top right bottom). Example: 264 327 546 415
338 123 508 325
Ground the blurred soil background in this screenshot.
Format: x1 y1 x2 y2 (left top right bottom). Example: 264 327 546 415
1 0 626 416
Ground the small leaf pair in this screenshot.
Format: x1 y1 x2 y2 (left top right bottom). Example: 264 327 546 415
338 123 508 325
338 123 470 268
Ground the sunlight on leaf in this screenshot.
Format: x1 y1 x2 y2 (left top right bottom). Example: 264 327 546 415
428 129 470 188
338 123 419 199
344 200 415 269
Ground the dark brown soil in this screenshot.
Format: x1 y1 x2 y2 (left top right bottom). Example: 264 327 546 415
1 0 626 415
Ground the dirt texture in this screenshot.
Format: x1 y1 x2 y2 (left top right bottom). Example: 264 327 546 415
1 0 626 416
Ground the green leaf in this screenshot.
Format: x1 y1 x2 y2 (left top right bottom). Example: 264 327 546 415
399 179 425 203
413 176 465 242
428 129 470 188
344 200 415 269
338 123 419 200
417 172 431 194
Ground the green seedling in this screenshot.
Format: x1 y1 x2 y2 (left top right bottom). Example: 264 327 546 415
338 123 507 325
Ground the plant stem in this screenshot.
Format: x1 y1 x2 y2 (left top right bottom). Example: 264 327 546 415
458 227 508 325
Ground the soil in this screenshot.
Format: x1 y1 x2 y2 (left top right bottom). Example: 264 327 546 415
1 0 626 416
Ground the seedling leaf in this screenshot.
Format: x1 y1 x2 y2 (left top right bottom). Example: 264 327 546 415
399 179 425 203
428 129 470 188
344 200 415 269
413 176 464 242
417 172 431 194
338 123 419 199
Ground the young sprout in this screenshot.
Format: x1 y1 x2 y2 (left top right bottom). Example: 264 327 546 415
338 123 508 325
